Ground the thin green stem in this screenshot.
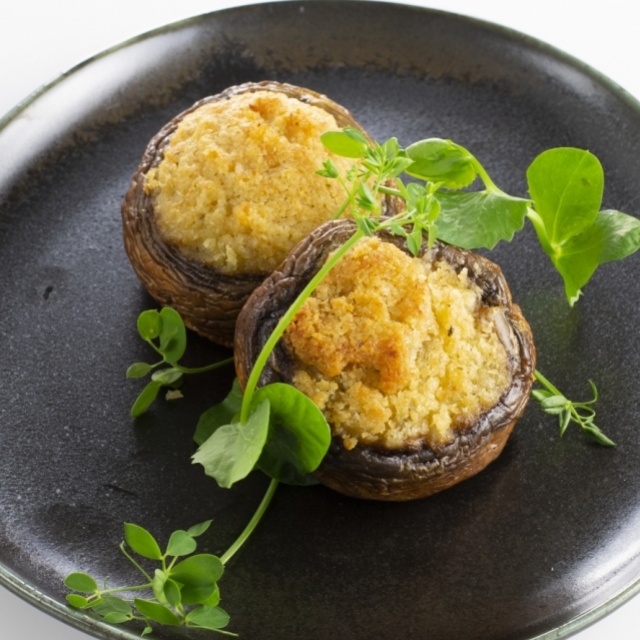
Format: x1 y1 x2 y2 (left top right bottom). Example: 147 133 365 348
119 542 153 583
99 583 153 596
332 172 371 219
534 369 562 396
176 357 234 375
220 478 279 565
239 228 365 423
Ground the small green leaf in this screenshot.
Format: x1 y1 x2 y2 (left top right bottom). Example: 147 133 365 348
151 367 183 386
66 594 91 608
187 520 212 538
64 572 98 593
194 380 243 445
185 605 231 631
320 128 369 158
134 599 182 626
93 596 132 617
166 530 198 557
158 307 187 364
192 400 270 488
316 158 339 179
253 383 331 484
200 585 221 607
170 554 224 586
137 309 162 341
130 380 163 417
124 523 163 560
102 612 132 625
435 191 529 250
181 583 219 606
540 209 640 305
405 138 477 189
126 362 154 379
163 578 183 608
597 209 640 263
527 147 603 246
583 424 616 447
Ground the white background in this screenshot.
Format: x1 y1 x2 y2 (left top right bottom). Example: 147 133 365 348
1 1 639 639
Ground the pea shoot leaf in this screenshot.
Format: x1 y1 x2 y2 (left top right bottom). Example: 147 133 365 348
64 572 98 593
320 127 369 158
157 307 187 364
527 147 603 245
124 523 163 560
192 400 270 488
166 529 198 557
526 148 640 304
253 383 331 485
134 599 182 626
435 190 529 249
185 605 231 631
170 554 224 586
193 379 244 445
405 138 478 189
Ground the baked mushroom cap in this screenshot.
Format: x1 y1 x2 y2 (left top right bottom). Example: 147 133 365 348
121 81 391 347
235 219 536 501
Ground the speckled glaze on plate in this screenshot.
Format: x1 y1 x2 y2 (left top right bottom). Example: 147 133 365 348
1 2 640 639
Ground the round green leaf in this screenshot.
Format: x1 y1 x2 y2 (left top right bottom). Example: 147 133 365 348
185 605 231 631
137 309 161 340
158 307 187 364
124 523 163 560
102 612 132 624
64 572 98 593
94 595 132 616
320 128 368 158
180 582 218 606
405 138 477 189
527 147 603 245
134 599 182 626
192 400 270 488
66 594 90 608
170 554 223 586
166 529 198 557
253 383 331 483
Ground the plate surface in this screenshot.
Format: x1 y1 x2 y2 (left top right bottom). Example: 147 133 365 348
2 2 640 639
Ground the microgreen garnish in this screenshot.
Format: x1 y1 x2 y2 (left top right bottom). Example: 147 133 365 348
65 519 234 636
320 133 640 304
126 307 233 417
532 370 614 446
65 478 279 636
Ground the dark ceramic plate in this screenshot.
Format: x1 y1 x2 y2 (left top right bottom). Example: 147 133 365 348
2 2 640 639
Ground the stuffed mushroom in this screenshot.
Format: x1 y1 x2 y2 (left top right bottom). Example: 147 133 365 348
121 81 392 347
235 220 536 501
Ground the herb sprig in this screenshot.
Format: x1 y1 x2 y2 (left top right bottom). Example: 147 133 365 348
532 370 613 446
126 307 233 417
65 479 279 636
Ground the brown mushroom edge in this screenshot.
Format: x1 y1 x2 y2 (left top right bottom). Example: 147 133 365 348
121 81 394 348
234 219 537 501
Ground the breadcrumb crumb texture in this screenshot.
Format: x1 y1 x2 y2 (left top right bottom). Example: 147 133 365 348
284 237 512 450
144 91 356 275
